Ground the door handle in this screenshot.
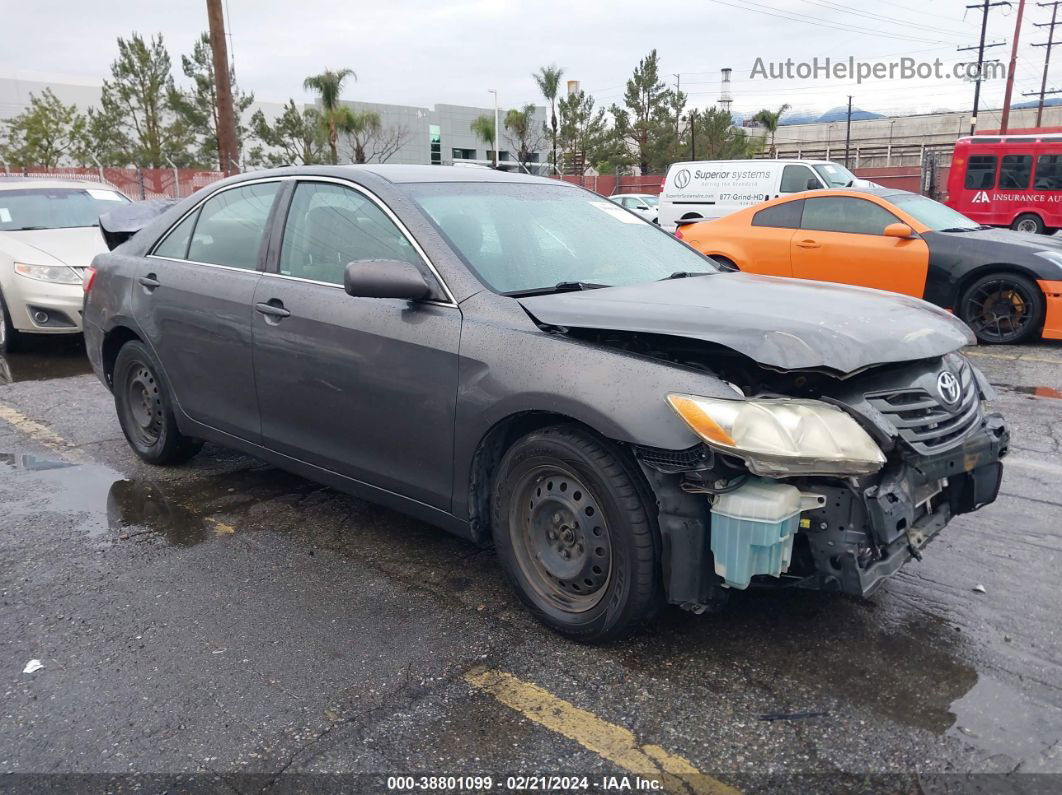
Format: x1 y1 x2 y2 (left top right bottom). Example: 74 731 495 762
255 301 291 319
795 239 822 249
138 274 160 290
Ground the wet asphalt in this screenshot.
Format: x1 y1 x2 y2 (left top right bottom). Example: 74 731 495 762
0 335 1060 793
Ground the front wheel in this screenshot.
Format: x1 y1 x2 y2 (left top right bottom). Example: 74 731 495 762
959 272 1045 345
491 425 661 642
1011 213 1046 234
0 289 22 354
113 340 203 465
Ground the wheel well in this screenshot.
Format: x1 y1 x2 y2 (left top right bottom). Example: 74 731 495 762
466 411 641 546
101 326 142 388
952 264 1041 311
679 212 703 221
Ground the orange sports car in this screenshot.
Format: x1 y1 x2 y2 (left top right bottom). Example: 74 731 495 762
679 187 1062 345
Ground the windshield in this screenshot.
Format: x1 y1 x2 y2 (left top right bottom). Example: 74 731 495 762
0 186 129 231
408 182 717 294
890 193 979 231
813 163 858 187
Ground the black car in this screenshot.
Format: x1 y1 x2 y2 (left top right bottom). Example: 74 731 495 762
84 166 1009 641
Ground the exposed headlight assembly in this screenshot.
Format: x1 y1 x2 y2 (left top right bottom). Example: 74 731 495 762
14 262 82 285
667 393 886 477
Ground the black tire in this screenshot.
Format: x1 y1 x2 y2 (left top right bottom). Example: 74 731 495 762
490 425 661 642
711 256 739 272
959 272 1045 345
1011 213 1045 234
0 288 22 354
113 340 202 465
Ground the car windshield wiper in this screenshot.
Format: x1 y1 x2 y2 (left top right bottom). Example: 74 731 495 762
938 226 980 233
660 271 713 280
8 226 49 231
504 281 611 297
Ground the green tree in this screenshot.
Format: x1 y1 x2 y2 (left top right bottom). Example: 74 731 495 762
303 68 357 164
0 89 86 167
169 32 254 171
343 110 382 164
504 105 545 170
692 107 760 160
246 100 327 167
610 50 682 174
751 103 791 156
98 33 197 167
79 104 129 166
470 115 496 166
533 64 564 171
557 89 608 175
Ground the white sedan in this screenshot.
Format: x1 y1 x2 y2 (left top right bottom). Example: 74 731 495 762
608 193 659 224
0 179 130 352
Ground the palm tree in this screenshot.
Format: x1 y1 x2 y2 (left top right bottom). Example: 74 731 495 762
470 115 496 166
751 103 790 157
533 65 564 171
303 68 357 164
346 110 382 163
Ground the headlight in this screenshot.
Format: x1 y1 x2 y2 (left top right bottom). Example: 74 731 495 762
667 393 886 477
14 262 83 285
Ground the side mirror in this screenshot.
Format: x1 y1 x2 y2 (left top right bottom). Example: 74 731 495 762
343 259 433 300
883 223 915 239
805 178 821 191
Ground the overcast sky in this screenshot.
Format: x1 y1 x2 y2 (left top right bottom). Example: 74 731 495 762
1 0 1054 122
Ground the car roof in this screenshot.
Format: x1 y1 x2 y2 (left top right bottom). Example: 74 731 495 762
0 177 126 192
241 164 560 186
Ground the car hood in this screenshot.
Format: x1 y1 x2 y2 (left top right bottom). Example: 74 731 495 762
941 226 1062 251
0 226 109 268
517 273 974 376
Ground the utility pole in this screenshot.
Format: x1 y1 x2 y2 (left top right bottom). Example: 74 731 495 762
206 0 239 175
488 89 499 168
689 109 698 159
1026 1 1062 126
673 73 682 141
1000 0 1027 132
844 96 853 167
960 0 1010 136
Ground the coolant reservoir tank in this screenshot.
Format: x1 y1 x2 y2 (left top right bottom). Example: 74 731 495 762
710 478 805 589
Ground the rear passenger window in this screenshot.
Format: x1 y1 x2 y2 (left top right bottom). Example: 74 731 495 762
1035 155 1062 190
998 155 1032 190
801 197 899 235
186 182 280 269
964 155 997 189
153 210 198 259
752 200 804 229
279 182 422 286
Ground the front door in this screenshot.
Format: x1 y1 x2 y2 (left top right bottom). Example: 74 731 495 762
251 180 461 510
790 196 929 296
137 180 282 440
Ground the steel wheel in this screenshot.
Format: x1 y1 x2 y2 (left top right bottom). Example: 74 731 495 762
961 273 1044 344
124 362 164 447
1011 213 1044 234
509 465 612 613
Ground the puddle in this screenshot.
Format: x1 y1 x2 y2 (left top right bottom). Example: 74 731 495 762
0 454 315 546
996 384 1062 400
0 338 93 385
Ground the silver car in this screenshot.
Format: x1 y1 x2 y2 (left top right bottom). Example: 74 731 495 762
608 193 659 223
0 178 130 352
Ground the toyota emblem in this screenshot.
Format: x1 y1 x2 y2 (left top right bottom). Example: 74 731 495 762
673 169 691 189
937 371 961 405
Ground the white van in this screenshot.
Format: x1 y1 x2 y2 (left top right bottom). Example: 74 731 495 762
658 159 867 231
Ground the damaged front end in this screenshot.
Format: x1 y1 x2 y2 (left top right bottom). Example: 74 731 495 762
605 334 1008 611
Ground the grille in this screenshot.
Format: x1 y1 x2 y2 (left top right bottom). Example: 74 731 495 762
866 364 981 455
635 444 713 473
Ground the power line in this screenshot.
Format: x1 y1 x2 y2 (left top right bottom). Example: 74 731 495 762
793 0 973 38
959 0 1013 134
1024 1 1062 124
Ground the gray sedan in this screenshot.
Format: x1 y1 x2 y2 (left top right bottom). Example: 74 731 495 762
84 166 1008 641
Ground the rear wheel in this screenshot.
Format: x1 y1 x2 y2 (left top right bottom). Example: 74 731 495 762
113 340 202 464
1011 213 1045 234
491 425 661 642
0 289 22 354
959 272 1045 345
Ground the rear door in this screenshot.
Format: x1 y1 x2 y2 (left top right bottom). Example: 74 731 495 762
790 196 929 296
251 179 461 509
138 179 283 441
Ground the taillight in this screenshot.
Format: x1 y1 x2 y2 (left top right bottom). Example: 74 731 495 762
82 266 97 294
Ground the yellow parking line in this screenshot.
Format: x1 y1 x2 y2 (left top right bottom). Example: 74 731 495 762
0 401 86 461
465 666 738 795
965 350 1062 366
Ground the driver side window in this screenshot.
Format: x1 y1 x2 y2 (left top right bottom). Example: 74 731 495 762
279 182 422 286
801 197 900 235
780 165 820 193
